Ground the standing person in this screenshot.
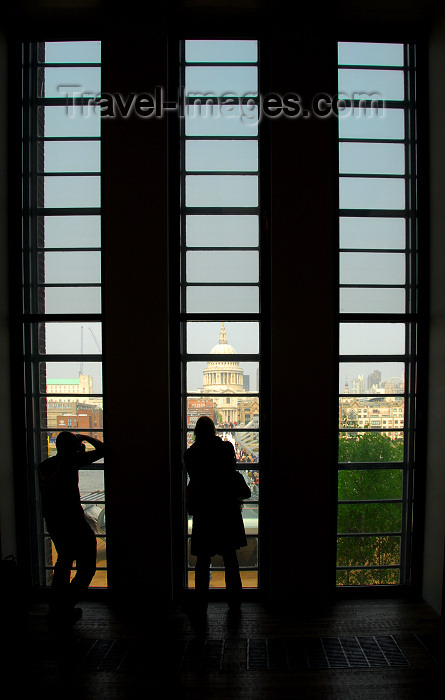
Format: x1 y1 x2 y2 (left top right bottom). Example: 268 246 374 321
38 432 105 625
184 416 250 613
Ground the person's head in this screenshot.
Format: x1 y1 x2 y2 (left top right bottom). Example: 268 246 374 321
194 416 216 441
56 431 83 456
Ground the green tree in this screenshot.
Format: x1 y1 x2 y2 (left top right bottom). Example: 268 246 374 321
337 430 403 585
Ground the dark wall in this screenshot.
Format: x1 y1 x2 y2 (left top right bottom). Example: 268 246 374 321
101 30 172 602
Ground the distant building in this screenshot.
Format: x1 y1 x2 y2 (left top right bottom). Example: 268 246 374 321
200 322 247 424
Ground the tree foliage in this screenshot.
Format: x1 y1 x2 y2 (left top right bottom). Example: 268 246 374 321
337 430 404 585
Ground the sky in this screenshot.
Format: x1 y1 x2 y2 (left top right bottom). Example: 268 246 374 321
41 39 408 398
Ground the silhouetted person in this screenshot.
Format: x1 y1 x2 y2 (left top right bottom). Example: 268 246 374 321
184 416 250 613
38 432 105 624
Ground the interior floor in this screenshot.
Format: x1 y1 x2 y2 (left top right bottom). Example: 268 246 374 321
10 596 445 698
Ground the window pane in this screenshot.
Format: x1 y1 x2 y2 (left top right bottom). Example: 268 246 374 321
340 252 405 285
338 42 404 67
186 286 259 313
339 361 405 393
186 214 258 247
186 140 258 172
41 106 101 138
337 536 400 567
339 177 405 210
42 67 100 97
337 503 402 533
42 251 101 284
338 69 404 101
185 105 258 136
339 323 405 355
339 217 405 250
185 66 257 96
339 108 404 140
43 322 102 354
339 143 405 175
187 251 258 283
43 362 102 393
41 398 103 430
338 432 404 463
44 141 100 173
186 321 259 354
43 286 101 314
42 216 101 248
340 288 405 314
185 40 257 63
338 470 403 500
336 568 400 586
79 469 105 497
187 361 259 393
42 176 101 208
44 41 101 64
186 175 258 207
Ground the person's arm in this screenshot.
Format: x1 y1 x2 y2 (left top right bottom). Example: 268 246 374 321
75 434 105 467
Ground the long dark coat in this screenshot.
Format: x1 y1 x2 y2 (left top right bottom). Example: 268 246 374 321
184 436 248 556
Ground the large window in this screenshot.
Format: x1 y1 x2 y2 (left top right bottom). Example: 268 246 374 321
22 41 106 587
180 39 262 590
337 43 417 586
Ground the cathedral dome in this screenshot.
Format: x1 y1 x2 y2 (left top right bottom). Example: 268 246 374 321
210 322 236 354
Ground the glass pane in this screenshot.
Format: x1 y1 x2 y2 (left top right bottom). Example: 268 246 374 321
338 42 404 67
185 104 258 136
186 140 258 172
43 67 100 97
42 215 101 248
338 503 402 533
336 568 399 586
44 41 101 64
186 427 259 460
186 214 259 247
42 176 101 208
45 538 107 588
340 397 405 432
242 503 258 534
339 108 404 140
40 401 103 431
339 177 405 210
43 361 103 393
339 142 405 175
339 361 405 394
339 217 405 249
187 251 258 283
79 469 105 497
187 285 259 313
339 322 405 355
42 251 101 284
340 287 405 314
44 141 100 173
338 69 404 101
186 321 259 354
43 322 102 354
340 252 405 285
186 40 257 64
43 286 101 314
186 175 258 207
41 106 101 138
185 66 257 96
338 470 403 500
338 432 404 463
187 360 259 394
337 536 400 569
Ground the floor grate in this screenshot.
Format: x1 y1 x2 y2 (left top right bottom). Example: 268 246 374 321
247 636 410 670
59 635 411 672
